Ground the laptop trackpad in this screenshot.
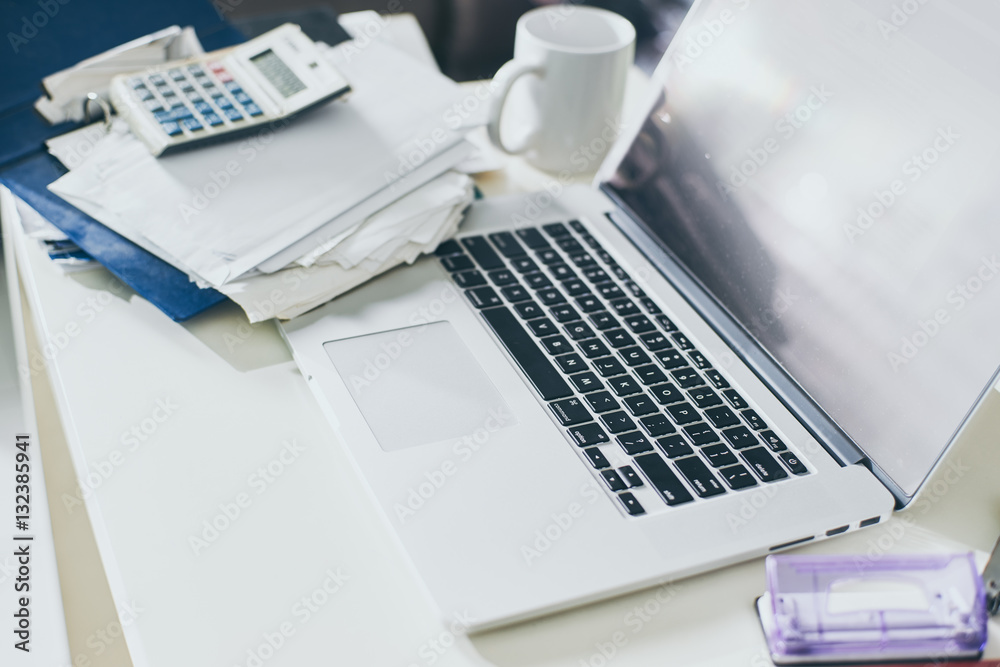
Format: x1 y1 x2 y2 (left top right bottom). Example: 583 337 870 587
323 321 516 452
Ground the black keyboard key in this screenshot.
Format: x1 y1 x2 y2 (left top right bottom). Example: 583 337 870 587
592 356 627 377
671 367 705 389
466 287 502 308
549 397 591 426
516 228 550 249
600 411 636 434
604 329 635 348
569 220 587 234
617 431 654 455
576 295 604 313
589 311 618 330
720 464 758 490
619 465 643 488
562 279 590 297
666 402 700 425
524 272 553 290
550 304 579 323
570 252 597 267
723 389 748 410
564 321 595 341
688 387 722 408
640 297 662 314
579 338 611 359
550 264 577 281
607 375 643 396
655 434 692 459
441 254 474 272
488 269 518 286
656 350 687 369
582 267 611 283
581 233 603 251
701 443 738 468
610 298 640 317
619 346 651 367
583 447 610 469
598 284 625 300
480 307 572 400
671 333 695 351
556 237 583 255
705 406 740 429
634 453 694 505
656 314 679 332
501 285 531 302
688 351 711 370
779 452 808 475
741 447 788 482
624 281 646 298
624 315 655 333
514 300 545 320
541 335 572 356
543 222 571 237
640 332 672 351
461 236 505 270
742 409 766 431
510 257 539 273
683 422 720 446
568 422 609 447
617 492 645 515
536 248 562 265
488 231 526 257
623 394 658 416
454 270 486 288
705 369 730 389
675 456 726 497
649 382 685 405
536 288 566 307
722 426 758 449
610 265 628 281
434 239 462 256
634 365 668 385
640 413 676 437
570 372 603 393
584 391 619 413
759 430 788 452
601 469 628 492
555 353 587 374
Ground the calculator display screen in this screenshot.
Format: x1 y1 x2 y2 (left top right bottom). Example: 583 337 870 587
250 49 306 98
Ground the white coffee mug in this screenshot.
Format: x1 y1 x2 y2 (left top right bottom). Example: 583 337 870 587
488 6 635 173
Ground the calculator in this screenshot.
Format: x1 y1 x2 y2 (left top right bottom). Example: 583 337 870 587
109 24 351 156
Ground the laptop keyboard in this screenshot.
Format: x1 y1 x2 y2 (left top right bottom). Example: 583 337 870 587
435 221 810 517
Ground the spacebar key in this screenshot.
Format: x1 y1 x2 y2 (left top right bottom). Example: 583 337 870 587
481 307 573 400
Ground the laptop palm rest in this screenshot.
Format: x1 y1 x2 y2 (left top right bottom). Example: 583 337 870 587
323 321 516 452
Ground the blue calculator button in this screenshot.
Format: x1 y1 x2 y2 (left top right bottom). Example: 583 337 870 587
150 74 166 86
186 92 203 102
144 99 164 113
153 110 173 122
224 81 241 92
161 121 182 136
223 108 244 122
181 118 203 132
173 106 194 119
137 88 154 101
214 96 233 109
203 113 224 126
233 91 252 104
243 103 264 117
193 101 212 115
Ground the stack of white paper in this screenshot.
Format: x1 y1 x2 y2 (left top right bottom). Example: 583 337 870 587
44 38 479 322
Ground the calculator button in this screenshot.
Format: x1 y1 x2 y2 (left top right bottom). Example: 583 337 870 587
186 91 204 102
225 81 241 92
136 88 154 101
223 108 244 122
187 65 205 76
160 121 182 136
168 68 185 81
128 77 144 89
243 103 264 117
180 82 195 92
233 91 252 105
181 117 204 132
214 96 233 109
144 99 164 113
149 74 166 86
193 101 213 115
203 113 224 126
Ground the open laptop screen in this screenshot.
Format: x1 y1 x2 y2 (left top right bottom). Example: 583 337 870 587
603 0 1000 496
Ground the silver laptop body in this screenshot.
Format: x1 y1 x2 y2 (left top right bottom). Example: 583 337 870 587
281 0 1000 630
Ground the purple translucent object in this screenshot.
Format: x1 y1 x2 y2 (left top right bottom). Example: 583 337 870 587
758 553 987 665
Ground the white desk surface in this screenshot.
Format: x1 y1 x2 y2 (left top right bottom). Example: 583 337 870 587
7 78 1000 667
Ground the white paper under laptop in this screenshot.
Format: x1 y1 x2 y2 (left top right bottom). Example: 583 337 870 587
279 0 1000 631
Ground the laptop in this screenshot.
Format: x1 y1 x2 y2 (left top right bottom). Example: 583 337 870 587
280 0 1000 630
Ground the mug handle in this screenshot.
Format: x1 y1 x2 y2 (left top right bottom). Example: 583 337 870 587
487 59 545 156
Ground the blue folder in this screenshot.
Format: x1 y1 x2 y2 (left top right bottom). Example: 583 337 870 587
0 0 245 321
